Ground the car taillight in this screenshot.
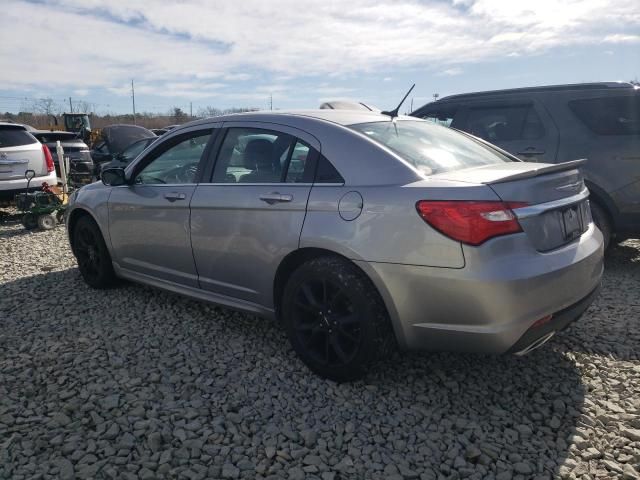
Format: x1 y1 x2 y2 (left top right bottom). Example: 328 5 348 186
416 200 528 246
42 144 55 173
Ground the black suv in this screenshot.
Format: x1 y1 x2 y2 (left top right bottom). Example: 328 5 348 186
411 82 640 248
31 130 94 185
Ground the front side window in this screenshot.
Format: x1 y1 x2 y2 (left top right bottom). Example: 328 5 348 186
569 95 640 135
465 105 545 142
212 128 314 183
135 132 211 185
349 120 511 176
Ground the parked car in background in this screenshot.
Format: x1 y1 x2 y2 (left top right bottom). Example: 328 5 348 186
0 123 57 203
320 100 380 111
66 110 603 380
31 130 94 185
411 82 640 248
91 125 156 173
98 136 157 172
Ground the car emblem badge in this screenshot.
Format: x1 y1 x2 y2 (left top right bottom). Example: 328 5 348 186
556 181 583 192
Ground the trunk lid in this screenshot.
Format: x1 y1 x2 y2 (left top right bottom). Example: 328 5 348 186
0 145 46 180
434 159 591 251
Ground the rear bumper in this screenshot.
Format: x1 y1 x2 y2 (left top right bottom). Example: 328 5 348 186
357 223 604 353
507 285 600 354
0 171 58 199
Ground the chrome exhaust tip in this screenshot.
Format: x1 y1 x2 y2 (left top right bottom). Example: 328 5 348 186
514 331 556 356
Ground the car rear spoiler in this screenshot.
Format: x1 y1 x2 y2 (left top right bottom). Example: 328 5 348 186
489 159 587 184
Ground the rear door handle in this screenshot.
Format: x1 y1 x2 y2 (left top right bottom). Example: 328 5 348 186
517 147 545 156
259 192 293 204
164 192 186 202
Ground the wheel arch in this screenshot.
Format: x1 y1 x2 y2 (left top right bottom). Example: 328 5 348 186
272 247 405 348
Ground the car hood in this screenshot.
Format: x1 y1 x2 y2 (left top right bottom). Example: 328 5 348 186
100 125 156 154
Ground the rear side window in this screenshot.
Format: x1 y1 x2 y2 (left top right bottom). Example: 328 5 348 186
569 95 640 135
465 105 545 142
315 155 344 183
0 128 37 147
417 106 459 127
212 128 316 183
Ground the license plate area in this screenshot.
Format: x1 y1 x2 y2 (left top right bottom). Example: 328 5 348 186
561 202 585 241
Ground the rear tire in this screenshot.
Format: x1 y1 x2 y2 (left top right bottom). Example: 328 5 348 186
72 216 117 289
21 213 38 230
281 256 395 382
590 202 611 250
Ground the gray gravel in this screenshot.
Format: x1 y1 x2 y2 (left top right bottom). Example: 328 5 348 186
1 212 639 480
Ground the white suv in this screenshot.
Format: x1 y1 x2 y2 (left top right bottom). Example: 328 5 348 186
0 123 57 202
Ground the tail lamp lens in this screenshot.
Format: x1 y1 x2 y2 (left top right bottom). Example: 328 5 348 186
416 200 527 246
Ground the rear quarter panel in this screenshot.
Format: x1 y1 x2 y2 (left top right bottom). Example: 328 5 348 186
300 180 501 268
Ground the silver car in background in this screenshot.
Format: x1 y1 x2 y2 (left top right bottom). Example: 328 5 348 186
0 123 58 203
65 110 603 381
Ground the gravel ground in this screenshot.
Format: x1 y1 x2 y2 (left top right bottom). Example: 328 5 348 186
1 211 639 480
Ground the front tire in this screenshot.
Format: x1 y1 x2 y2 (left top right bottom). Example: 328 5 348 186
72 216 117 288
282 256 394 382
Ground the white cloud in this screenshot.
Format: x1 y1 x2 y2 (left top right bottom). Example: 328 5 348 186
438 68 464 76
603 34 640 43
1 0 638 97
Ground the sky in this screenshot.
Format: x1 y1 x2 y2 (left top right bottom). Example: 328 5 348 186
1 0 639 115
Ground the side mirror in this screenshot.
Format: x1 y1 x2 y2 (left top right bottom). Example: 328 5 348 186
101 168 127 186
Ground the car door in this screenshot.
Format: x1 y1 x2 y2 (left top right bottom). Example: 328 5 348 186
190 122 319 308
108 127 216 287
457 100 559 163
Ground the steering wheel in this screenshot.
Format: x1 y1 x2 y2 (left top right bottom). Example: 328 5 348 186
163 163 198 184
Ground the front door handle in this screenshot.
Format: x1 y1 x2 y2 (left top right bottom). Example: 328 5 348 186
517 147 545 156
259 192 293 205
164 192 186 202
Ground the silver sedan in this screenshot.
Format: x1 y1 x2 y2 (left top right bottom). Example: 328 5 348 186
66 110 603 381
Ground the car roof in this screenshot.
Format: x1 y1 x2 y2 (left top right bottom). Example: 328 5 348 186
432 82 636 103
0 122 27 129
183 109 417 129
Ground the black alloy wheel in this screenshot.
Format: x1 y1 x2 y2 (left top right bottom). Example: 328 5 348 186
292 277 363 367
282 256 394 381
73 216 117 288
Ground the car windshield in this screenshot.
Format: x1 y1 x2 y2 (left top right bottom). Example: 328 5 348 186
349 120 511 175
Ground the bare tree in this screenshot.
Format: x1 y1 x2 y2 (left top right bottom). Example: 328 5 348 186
197 106 223 118
32 97 61 116
75 100 93 114
171 107 188 124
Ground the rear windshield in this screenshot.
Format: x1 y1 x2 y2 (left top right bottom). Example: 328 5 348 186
569 95 640 136
0 128 37 148
32 132 78 143
349 120 511 175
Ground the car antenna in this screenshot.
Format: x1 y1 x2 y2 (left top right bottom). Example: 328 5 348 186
381 84 415 119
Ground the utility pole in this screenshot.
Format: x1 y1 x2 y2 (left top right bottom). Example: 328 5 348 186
410 98 413 112
433 93 439 102
69 97 73 113
270 94 273 111
131 79 136 125
190 102 193 118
